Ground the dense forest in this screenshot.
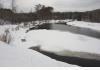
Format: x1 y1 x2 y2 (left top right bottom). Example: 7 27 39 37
0 8 100 23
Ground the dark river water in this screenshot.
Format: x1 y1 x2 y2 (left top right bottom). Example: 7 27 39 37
30 47 100 67
51 24 100 39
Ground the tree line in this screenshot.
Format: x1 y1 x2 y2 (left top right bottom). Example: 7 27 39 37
0 4 100 23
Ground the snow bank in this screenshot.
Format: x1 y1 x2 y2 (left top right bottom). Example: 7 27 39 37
0 41 77 67
67 21 100 31
26 30 100 54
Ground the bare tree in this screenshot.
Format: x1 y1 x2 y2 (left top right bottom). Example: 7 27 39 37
11 0 16 12
35 4 53 20
0 4 2 8
0 0 3 8
35 4 45 13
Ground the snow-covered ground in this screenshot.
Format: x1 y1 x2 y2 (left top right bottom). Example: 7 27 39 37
67 21 100 31
0 25 78 67
0 41 77 67
25 30 100 54
0 20 100 66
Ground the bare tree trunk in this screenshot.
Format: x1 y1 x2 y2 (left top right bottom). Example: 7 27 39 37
12 0 16 12
11 0 16 24
0 0 3 8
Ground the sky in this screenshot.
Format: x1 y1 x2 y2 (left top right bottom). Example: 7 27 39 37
0 0 100 12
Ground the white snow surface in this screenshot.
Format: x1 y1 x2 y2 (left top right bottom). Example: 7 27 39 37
1 21 100 66
67 21 100 31
25 30 100 54
0 41 77 67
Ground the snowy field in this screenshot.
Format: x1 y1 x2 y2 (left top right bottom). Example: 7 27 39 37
0 20 100 67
